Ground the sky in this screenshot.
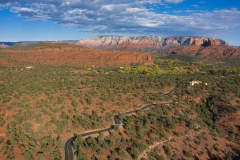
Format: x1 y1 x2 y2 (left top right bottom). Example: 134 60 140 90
0 0 240 46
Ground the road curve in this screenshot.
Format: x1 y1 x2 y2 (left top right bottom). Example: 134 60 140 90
64 138 74 160
64 85 178 160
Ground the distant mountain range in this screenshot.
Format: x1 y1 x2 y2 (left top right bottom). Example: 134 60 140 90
1 36 228 49
77 36 240 58
0 40 79 49
1 36 239 58
0 42 16 48
77 36 228 49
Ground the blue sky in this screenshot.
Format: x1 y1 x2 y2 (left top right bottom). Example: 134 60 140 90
0 0 240 45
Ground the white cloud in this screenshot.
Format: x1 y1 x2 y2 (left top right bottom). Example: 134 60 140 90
125 8 146 13
0 3 11 9
101 5 115 11
165 0 183 4
191 5 199 8
231 8 238 11
0 0 240 37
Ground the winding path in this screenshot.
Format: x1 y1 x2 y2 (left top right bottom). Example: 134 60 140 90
138 130 203 160
64 85 178 160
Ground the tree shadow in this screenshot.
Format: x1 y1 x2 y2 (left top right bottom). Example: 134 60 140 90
235 124 240 132
205 147 220 160
230 145 240 160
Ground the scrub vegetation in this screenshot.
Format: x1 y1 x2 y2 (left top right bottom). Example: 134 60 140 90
0 45 239 159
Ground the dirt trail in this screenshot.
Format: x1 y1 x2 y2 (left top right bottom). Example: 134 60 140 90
138 130 202 160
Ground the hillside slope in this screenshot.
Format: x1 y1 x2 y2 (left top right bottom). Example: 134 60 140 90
0 42 153 67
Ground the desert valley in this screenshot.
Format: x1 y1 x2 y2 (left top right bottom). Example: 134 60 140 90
2 0 240 159
0 35 239 160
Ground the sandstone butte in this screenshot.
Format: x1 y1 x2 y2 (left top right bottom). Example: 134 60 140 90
163 38 240 58
2 42 154 67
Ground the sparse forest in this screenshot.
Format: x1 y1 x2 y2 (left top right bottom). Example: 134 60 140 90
0 49 239 160
73 72 240 160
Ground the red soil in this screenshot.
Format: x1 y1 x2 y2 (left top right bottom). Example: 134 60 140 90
2 42 153 67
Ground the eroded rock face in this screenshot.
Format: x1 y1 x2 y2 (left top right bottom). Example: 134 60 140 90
202 38 220 47
77 36 228 50
77 36 238 58
162 45 240 58
192 39 202 46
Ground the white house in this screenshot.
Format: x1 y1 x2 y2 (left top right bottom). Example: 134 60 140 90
26 66 33 71
189 81 208 86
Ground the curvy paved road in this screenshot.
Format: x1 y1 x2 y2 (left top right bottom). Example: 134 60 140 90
64 138 74 160
64 85 178 160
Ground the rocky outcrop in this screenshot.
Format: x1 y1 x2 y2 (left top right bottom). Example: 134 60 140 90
162 45 240 58
0 43 9 48
192 39 202 46
202 38 220 47
160 37 240 58
77 36 228 50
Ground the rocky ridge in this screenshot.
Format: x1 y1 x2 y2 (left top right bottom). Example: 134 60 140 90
77 36 240 58
1 42 153 67
162 45 240 58
77 36 228 49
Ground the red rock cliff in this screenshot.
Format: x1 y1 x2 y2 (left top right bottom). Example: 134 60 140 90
77 36 228 50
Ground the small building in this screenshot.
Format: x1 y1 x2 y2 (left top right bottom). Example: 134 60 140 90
189 81 207 86
26 66 33 71
189 81 202 86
